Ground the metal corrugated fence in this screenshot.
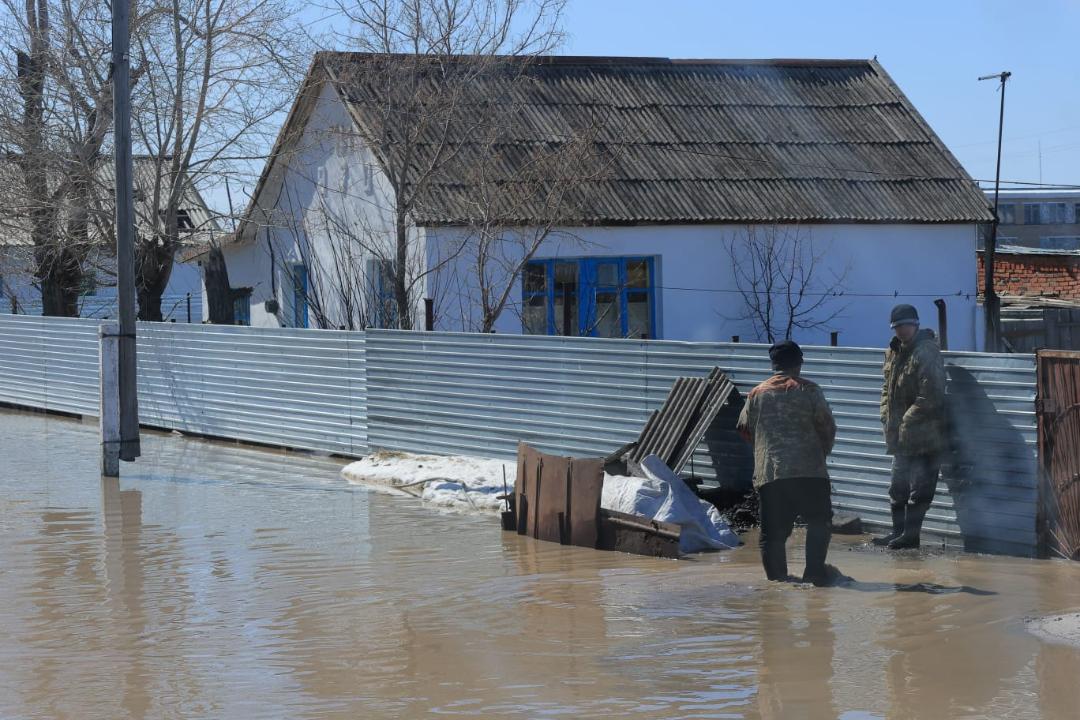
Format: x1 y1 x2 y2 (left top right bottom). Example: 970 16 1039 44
0 317 1038 555
0 315 367 455
365 331 1038 556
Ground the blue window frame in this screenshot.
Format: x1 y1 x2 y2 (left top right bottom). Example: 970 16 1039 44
523 256 656 339
367 258 397 329
291 263 309 328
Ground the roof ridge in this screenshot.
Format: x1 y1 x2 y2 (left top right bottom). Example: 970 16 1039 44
315 51 873 67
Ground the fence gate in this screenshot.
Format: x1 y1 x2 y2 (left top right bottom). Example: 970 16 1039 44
1036 350 1080 559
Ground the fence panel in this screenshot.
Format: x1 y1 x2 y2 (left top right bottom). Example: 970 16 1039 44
0 317 367 456
365 330 1038 555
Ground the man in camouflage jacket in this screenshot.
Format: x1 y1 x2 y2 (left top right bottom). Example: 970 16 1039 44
875 304 947 549
738 340 838 585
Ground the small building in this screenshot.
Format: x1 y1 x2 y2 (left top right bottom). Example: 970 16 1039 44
981 187 1080 251
0 157 217 322
221 54 992 348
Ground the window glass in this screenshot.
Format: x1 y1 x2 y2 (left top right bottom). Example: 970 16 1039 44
627 260 650 288
1049 203 1067 224
522 294 547 334
596 262 618 287
998 203 1016 225
627 290 651 339
594 291 620 338
524 263 547 293
1023 203 1041 225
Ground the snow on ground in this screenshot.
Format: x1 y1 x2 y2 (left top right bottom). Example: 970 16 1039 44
341 451 514 514
1027 613 1080 648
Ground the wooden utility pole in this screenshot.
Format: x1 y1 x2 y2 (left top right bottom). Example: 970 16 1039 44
112 0 141 464
979 70 1011 353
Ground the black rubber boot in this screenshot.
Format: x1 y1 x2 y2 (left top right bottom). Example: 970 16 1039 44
888 502 930 549
801 522 831 585
761 543 788 581
872 504 906 546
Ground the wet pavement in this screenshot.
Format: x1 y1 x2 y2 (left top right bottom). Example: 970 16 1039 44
1 408 1079 719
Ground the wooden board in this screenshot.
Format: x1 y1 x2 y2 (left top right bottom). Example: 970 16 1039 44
567 458 604 549
537 454 570 544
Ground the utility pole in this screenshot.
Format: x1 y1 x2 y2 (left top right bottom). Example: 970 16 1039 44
111 0 141 466
978 70 1011 353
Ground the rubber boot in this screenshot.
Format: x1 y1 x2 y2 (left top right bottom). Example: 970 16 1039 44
761 543 788 581
888 502 929 549
872 504 906 546
801 522 832 586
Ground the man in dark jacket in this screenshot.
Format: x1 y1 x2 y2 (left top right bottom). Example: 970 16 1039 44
737 340 837 585
874 304 947 549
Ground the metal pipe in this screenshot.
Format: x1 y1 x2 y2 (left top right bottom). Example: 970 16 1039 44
934 298 949 351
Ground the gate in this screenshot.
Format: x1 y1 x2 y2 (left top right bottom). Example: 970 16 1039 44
1036 350 1080 559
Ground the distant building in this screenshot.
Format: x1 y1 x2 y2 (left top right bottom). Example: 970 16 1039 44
982 187 1080 251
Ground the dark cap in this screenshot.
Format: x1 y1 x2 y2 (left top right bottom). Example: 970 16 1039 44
889 303 920 328
769 339 803 370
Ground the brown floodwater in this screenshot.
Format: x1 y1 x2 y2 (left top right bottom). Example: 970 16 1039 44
2 409 1079 719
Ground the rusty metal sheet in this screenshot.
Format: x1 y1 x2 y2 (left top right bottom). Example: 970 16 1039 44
597 509 681 559
568 458 604 549
537 454 571 544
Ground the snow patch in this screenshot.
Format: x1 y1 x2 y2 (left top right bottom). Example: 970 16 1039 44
341 451 513 514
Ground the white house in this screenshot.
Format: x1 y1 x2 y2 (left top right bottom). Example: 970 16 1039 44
221 54 993 348
0 157 217 322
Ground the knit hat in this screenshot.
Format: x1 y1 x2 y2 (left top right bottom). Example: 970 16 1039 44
889 304 920 329
769 339 804 370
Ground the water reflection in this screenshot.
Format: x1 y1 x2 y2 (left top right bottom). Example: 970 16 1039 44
2 409 1080 720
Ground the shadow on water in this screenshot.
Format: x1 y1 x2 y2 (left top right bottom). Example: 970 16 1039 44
836 580 997 596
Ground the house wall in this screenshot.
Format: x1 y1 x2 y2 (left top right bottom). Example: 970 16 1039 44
0 245 202 321
222 81 419 329
427 222 981 350
978 251 1080 302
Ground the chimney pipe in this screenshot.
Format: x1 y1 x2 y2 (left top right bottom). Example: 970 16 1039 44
934 298 948 351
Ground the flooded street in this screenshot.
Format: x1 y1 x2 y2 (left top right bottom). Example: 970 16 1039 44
2 409 1079 719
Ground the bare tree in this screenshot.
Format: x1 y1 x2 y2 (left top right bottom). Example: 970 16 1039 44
724 225 849 343
447 95 609 333
130 0 308 321
0 0 122 316
324 0 567 329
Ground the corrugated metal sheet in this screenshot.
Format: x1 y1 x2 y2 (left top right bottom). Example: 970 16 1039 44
364 330 1038 555
0 315 368 455
322 53 993 224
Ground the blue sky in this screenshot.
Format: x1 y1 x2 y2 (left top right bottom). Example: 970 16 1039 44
558 0 1080 187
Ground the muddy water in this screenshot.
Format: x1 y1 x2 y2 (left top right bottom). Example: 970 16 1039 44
2 410 1079 719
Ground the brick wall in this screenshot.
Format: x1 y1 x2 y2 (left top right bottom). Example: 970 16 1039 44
978 252 1080 301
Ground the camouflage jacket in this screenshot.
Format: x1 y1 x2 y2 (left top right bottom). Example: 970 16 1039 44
881 329 947 456
736 372 837 488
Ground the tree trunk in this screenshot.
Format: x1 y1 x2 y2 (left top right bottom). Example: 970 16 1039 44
136 237 176 321
394 210 412 329
203 245 234 324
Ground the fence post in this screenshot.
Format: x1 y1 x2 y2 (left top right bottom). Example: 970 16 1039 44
187 293 192 324
99 321 121 477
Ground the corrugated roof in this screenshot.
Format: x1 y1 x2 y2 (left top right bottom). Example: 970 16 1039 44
322 53 993 225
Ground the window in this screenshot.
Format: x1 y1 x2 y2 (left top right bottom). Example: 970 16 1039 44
1074 204 1080 224
998 203 1016 225
291 264 308 328
366 258 397 329
158 208 195 230
1023 203 1041 224
522 256 657 339
231 288 252 326
1048 203 1068 224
